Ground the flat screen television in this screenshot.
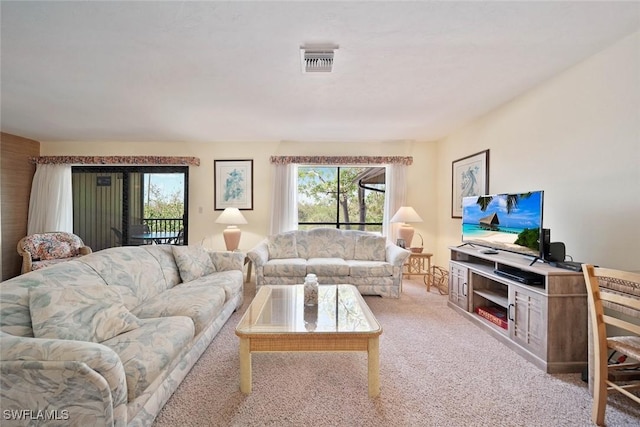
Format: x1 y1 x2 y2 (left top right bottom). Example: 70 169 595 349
461 191 544 259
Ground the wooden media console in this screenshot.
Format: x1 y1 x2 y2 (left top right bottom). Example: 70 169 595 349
448 245 588 373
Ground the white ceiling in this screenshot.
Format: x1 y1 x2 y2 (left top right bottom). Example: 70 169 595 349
1 1 639 144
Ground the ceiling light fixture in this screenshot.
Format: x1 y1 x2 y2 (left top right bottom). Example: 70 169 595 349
300 45 339 73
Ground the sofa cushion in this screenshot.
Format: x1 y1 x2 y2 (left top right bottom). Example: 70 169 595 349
307 258 350 276
354 234 387 261
131 285 225 336
101 316 195 402
143 245 182 288
0 261 106 337
348 260 394 277
268 232 298 259
31 257 83 271
297 228 356 260
263 258 307 277
183 270 244 302
78 247 169 310
172 245 216 282
29 285 141 343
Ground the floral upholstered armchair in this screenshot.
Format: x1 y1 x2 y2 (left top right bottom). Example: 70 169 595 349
17 232 92 274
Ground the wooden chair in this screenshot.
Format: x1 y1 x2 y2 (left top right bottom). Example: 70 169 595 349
582 264 640 425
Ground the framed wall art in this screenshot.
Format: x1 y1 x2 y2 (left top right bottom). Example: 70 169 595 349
451 149 489 218
214 159 253 210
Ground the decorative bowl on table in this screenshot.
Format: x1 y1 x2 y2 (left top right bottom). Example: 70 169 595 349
410 247 424 253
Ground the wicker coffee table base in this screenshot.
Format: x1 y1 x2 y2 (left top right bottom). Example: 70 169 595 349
238 333 380 397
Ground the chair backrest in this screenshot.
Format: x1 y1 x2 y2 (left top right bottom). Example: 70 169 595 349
582 264 640 352
111 227 123 245
129 224 150 234
173 229 184 245
128 224 150 245
18 232 86 261
582 264 640 424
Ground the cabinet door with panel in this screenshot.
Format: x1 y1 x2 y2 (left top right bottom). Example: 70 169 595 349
509 286 547 358
449 261 469 311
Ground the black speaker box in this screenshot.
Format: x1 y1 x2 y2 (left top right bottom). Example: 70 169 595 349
547 242 566 262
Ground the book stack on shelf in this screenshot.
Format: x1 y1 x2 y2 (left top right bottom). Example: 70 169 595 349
476 306 508 330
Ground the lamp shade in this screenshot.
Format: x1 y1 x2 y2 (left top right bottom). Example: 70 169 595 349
390 206 423 223
390 206 423 248
215 208 248 225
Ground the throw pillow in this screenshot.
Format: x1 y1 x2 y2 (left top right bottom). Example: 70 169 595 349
29 285 141 343
268 233 299 259
354 235 387 261
172 245 216 282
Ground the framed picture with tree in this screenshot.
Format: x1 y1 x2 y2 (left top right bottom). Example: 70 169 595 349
214 159 253 210
451 149 489 218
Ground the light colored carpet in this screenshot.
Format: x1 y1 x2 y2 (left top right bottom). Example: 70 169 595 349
153 279 640 427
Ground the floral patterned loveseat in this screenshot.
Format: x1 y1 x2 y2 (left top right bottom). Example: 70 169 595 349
248 228 411 298
17 232 93 274
0 245 244 427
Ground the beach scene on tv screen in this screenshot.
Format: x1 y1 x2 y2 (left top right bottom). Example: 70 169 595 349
462 192 543 256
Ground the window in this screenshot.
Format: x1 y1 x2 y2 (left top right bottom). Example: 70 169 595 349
297 166 385 232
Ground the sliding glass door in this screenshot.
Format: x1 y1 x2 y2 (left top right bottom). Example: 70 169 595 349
72 166 188 251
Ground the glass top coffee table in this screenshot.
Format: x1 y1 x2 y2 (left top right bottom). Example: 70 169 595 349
235 284 382 397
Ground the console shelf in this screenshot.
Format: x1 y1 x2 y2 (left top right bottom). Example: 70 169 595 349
448 245 588 373
474 289 508 307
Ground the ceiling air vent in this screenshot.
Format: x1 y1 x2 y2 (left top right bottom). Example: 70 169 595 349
300 45 338 73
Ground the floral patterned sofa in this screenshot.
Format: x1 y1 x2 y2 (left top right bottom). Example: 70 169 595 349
17 232 93 274
248 228 411 298
0 245 244 427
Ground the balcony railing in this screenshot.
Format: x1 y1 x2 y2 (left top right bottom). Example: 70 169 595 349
143 218 184 233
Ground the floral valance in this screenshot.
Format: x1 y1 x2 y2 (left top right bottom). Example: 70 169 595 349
30 156 200 166
270 156 412 165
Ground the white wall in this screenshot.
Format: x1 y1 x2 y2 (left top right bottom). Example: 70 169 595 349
40 140 437 252
435 31 640 270
40 31 639 270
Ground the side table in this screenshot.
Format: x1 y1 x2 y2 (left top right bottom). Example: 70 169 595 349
404 252 432 281
244 256 252 284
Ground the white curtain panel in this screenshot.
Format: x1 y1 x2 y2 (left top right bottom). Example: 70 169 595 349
383 164 407 241
27 164 73 234
269 163 298 235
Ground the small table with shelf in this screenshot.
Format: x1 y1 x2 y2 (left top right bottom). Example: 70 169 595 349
448 245 588 374
404 253 449 294
404 252 432 279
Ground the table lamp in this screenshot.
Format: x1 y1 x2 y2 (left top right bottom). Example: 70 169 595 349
215 207 248 251
390 206 423 248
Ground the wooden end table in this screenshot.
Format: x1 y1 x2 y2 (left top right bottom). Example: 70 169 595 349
404 252 432 281
244 256 252 283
